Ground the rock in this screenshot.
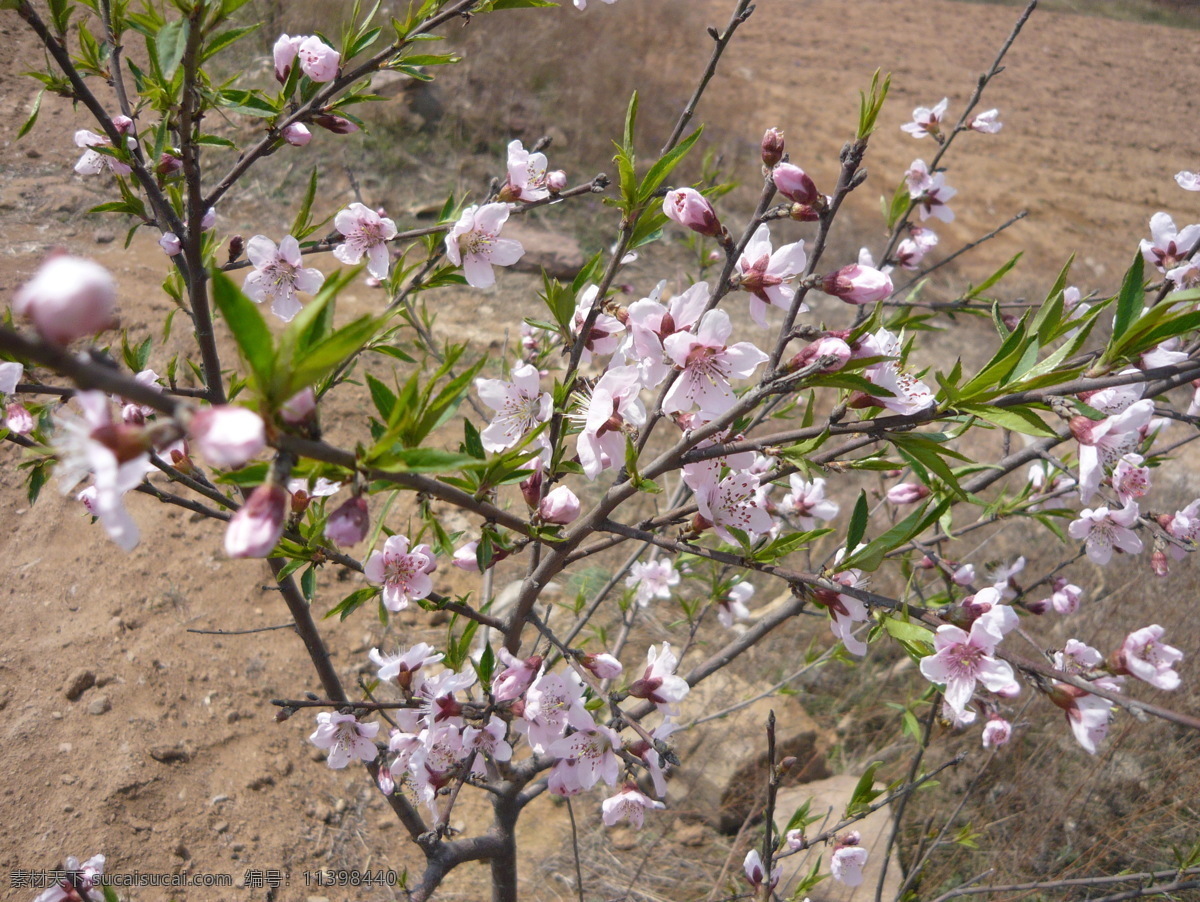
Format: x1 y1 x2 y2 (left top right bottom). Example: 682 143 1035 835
149 744 191 764
503 221 585 281
94 230 115 244
669 671 833 833
64 669 96 701
246 774 275 791
771 776 904 902
213 821 229 834
87 695 111 716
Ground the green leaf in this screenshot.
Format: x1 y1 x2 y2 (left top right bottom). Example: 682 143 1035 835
846 761 884 816
325 586 379 621
300 564 316 601
210 268 275 389
1110 253 1145 347
202 23 260 62
367 373 397 420
370 448 485 474
639 126 703 203
881 615 934 648
17 89 43 139
959 403 1057 437
219 89 280 118
965 252 1022 300
844 492 868 558
156 18 190 80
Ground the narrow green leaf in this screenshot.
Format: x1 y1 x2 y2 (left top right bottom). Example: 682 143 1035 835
17 89 43 139
844 492 868 557
1110 253 1145 346
210 268 275 389
639 126 703 203
156 18 189 80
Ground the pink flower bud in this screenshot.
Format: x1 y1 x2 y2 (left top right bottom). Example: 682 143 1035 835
325 495 369 545
789 203 821 222
1068 415 1098 444
580 652 623 679
280 387 317 424
6 401 33 435
201 207 217 231
823 264 893 304
12 255 117 344
156 152 182 177
539 485 580 525
112 115 135 136
452 541 480 571
981 715 1012 748
1151 549 1169 577
761 128 785 168
297 36 339 83
789 336 852 373
546 170 568 193
158 232 182 256
313 114 358 135
282 123 311 147
662 187 722 238
772 162 818 205
520 465 544 510
887 482 929 504
190 405 266 468
225 483 287 558
273 33 301 82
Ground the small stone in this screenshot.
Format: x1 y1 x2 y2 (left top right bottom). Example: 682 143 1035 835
246 774 274 791
210 795 230 806
59 743 72 754
174 842 189 859
94 230 115 244
64 669 96 701
87 695 111 716
150 744 191 764
231 842 245 852
61 774 77 785
225 711 240 724
213 821 229 834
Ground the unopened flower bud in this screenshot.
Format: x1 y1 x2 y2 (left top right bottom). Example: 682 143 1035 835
227 235 245 265
772 162 818 205
6 401 33 435
325 495 369 545
280 386 317 424
539 485 580 525
156 152 182 177
546 170 568 193
916 555 936 569
224 482 288 558
761 128 785 168
579 652 623 679
981 715 1012 748
789 202 821 222
520 466 544 510
1025 597 1049 615
158 232 182 256
887 482 930 505
823 264 894 304
12 254 117 344
201 207 217 231
453 541 480 571
190 405 266 468
112 114 135 136
1069 415 1098 444
1151 549 1169 577
282 123 311 147
662 187 722 238
313 114 358 134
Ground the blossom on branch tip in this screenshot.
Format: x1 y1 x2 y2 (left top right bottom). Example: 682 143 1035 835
309 712 378 768
901 97 949 140
501 140 553 203
224 482 287 558
13 254 117 344
830 832 869 886
970 109 1002 133
895 226 938 270
333 203 397 279
297 36 339 82
74 129 132 177
982 715 1012 749
242 234 325 322
364 535 437 612
661 309 768 416
734 224 807 326
444 203 525 289
601 785 663 828
1139 212 1200 275
919 604 1020 718
905 159 956 222
626 559 680 607
627 642 689 715
476 362 551 453
1176 171 1200 191
1067 501 1142 565
1117 625 1182 690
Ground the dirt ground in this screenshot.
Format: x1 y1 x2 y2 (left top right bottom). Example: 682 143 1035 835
1 1 1198 901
